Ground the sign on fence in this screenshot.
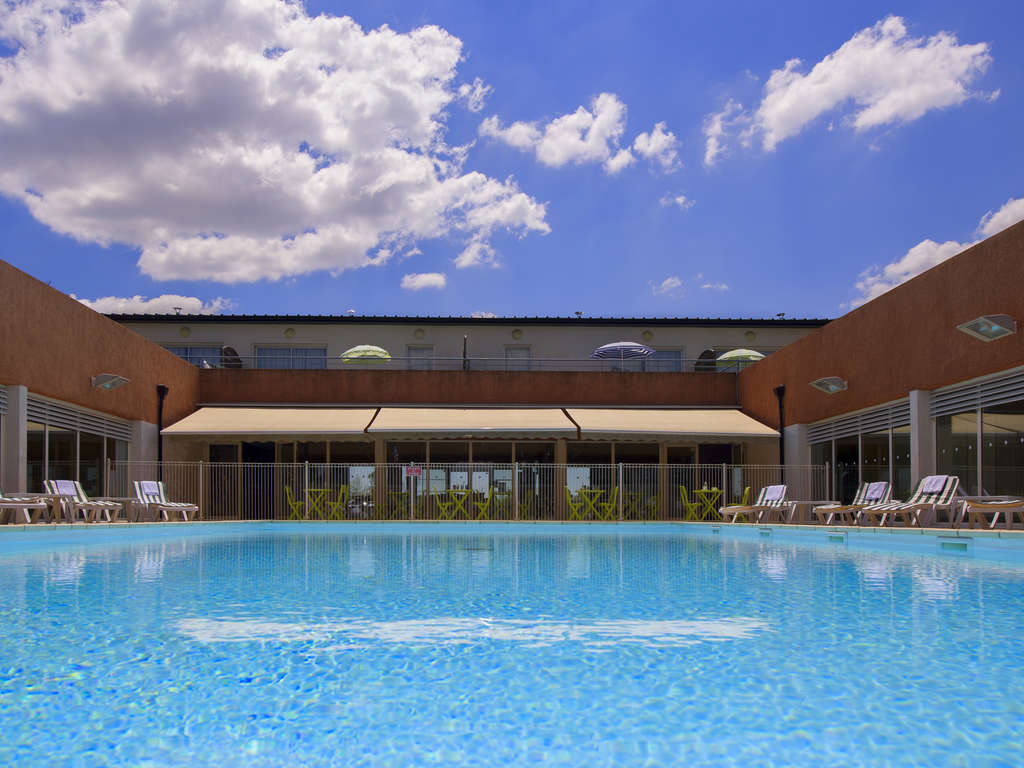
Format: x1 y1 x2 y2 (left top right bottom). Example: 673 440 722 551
404 466 423 478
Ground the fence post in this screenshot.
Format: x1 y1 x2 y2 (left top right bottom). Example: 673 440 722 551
721 463 727 505
825 460 831 500
513 462 519 521
198 460 204 520
304 461 310 520
617 463 624 522
409 472 415 521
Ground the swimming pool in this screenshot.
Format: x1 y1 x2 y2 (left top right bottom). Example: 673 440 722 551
1 522 1022 766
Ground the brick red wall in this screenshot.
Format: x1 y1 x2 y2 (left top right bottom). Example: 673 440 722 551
738 219 1024 428
0 261 199 424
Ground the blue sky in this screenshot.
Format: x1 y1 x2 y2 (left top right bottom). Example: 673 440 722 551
0 0 1021 319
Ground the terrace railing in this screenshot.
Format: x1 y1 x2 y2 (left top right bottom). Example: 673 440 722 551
107 462 828 522
194 355 746 374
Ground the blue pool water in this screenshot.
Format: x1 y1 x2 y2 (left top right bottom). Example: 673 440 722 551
2 523 1024 767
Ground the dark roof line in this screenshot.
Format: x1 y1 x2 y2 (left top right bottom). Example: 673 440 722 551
108 313 831 327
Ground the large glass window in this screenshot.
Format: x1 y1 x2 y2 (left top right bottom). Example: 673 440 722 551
255 346 327 370
27 422 45 492
936 412 978 495
567 442 611 463
860 430 889 485
504 346 531 371
892 427 911 500
981 400 1024 496
406 346 434 370
647 350 682 372
79 432 105 497
834 435 859 504
47 427 76 482
164 345 222 366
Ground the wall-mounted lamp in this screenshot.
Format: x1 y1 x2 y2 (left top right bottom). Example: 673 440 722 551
91 373 130 390
810 376 847 394
956 314 1016 342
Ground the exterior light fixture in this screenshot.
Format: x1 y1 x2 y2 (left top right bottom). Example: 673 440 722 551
91 373 130 390
810 376 847 394
956 314 1016 342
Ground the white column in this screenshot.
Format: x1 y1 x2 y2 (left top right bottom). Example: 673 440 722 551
130 421 158 464
2 385 28 493
783 424 810 499
909 390 934 484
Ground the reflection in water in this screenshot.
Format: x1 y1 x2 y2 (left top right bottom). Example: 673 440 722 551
912 563 960 602
176 616 770 648
134 547 165 582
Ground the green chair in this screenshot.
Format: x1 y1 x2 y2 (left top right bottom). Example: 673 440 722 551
679 486 700 520
565 487 584 520
518 490 535 519
284 485 305 520
434 491 454 520
474 487 494 520
738 486 751 506
598 487 619 520
325 486 348 520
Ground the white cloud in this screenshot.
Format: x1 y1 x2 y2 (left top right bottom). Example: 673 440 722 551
469 310 497 318
660 194 694 211
651 275 683 297
454 239 498 268
0 0 549 283
480 93 676 176
74 294 233 314
704 16 994 161
702 100 745 167
850 196 1024 307
457 77 493 113
632 122 679 171
401 272 447 291
701 282 728 291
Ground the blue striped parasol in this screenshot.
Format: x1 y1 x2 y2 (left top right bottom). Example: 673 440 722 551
590 341 655 360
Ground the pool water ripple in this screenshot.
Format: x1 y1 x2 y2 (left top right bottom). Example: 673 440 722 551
0 523 1023 766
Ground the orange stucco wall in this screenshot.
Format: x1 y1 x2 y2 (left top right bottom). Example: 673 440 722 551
738 219 1024 428
0 261 199 424
198 369 738 407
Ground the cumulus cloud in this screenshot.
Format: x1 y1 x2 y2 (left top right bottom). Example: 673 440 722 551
850 196 1024 307
454 239 498 268
660 194 694 211
651 276 683 297
401 272 447 291
0 0 549 283
457 77 493 113
480 93 676 175
632 122 679 171
74 294 233 314
704 16 994 163
469 310 498 318
701 282 728 291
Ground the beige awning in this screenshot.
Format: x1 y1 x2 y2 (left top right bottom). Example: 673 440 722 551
162 407 378 436
566 408 778 439
367 408 578 438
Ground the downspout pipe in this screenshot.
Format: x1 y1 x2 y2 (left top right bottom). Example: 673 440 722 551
156 385 169 480
773 385 785 479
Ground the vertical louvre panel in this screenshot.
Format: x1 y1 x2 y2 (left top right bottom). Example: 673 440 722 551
0 386 7 416
26 395 133 440
808 399 910 444
931 369 1024 417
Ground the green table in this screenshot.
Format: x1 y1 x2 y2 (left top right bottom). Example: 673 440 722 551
447 489 471 518
695 488 722 519
579 488 604 520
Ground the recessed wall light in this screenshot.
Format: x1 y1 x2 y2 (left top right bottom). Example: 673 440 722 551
91 374 130 390
956 314 1016 342
810 376 847 394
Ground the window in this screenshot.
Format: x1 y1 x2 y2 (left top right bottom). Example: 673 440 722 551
694 349 717 372
164 345 222 367
982 400 1024 496
647 350 682 372
936 412 979 495
406 345 434 370
255 346 327 370
505 346 531 371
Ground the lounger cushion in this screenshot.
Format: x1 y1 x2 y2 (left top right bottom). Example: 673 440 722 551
866 482 888 501
921 475 947 494
764 485 786 502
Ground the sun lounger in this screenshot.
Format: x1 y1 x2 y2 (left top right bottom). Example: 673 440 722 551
857 475 959 527
812 481 891 525
718 484 788 523
0 486 53 524
960 498 1024 529
45 480 124 523
134 480 199 521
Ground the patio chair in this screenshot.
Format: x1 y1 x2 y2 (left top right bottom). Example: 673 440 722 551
717 484 788 524
433 491 455 520
45 480 124 523
133 481 199 522
858 475 959 527
960 498 1024 529
565 487 584 520
284 485 305 519
325 486 349 520
474 487 495 520
518 489 534 519
679 486 700 520
812 481 891 526
0 486 52 524
598 486 619 520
